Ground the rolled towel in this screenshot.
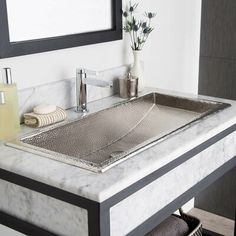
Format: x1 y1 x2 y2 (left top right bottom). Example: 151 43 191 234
24 107 67 128
146 215 189 236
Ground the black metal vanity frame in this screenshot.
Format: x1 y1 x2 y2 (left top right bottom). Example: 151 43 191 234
0 0 122 58
0 124 236 236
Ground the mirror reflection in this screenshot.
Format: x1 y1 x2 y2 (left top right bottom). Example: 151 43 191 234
6 0 113 42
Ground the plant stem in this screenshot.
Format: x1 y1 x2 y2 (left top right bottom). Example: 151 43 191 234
135 29 139 50
141 19 152 50
129 32 134 49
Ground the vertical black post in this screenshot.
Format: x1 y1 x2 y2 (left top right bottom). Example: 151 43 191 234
88 203 110 236
234 207 236 236
99 205 111 236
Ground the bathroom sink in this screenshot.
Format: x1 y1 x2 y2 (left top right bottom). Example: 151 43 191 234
7 93 230 172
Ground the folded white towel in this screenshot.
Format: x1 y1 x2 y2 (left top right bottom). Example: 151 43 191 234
24 107 67 128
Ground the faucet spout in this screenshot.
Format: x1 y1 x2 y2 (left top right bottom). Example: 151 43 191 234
75 68 112 113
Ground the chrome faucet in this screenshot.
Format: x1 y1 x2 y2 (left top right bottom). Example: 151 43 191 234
75 68 112 113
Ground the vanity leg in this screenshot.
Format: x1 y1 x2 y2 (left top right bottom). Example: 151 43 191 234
234 208 236 236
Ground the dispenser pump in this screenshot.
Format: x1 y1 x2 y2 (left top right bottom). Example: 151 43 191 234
2 68 13 84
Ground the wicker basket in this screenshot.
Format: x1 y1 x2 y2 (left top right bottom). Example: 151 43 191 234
146 208 202 236
177 208 203 236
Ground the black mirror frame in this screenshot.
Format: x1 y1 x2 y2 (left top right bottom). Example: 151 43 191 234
0 0 122 58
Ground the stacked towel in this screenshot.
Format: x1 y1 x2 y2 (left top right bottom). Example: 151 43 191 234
24 107 67 128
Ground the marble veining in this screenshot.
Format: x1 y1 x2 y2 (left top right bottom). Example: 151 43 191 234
0 88 236 203
110 131 236 236
18 66 128 119
0 179 88 236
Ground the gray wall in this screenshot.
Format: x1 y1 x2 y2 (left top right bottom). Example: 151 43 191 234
197 0 236 220
198 0 236 100
195 168 236 220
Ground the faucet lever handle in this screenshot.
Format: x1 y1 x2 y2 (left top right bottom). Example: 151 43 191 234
84 78 112 88
76 68 98 79
85 69 99 78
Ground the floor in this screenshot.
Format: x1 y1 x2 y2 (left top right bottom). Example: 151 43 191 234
0 224 24 236
189 208 235 236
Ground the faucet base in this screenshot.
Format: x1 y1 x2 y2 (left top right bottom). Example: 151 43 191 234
74 107 88 114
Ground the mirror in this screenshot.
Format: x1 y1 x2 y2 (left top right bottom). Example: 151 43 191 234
0 0 122 58
7 0 113 42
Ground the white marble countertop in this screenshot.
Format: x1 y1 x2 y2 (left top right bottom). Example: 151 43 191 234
1 87 236 203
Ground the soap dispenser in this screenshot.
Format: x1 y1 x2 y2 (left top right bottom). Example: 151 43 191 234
0 68 20 141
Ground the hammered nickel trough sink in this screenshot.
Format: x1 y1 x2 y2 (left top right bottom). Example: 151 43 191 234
7 93 230 172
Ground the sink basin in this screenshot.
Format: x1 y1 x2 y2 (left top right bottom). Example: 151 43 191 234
7 93 230 172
